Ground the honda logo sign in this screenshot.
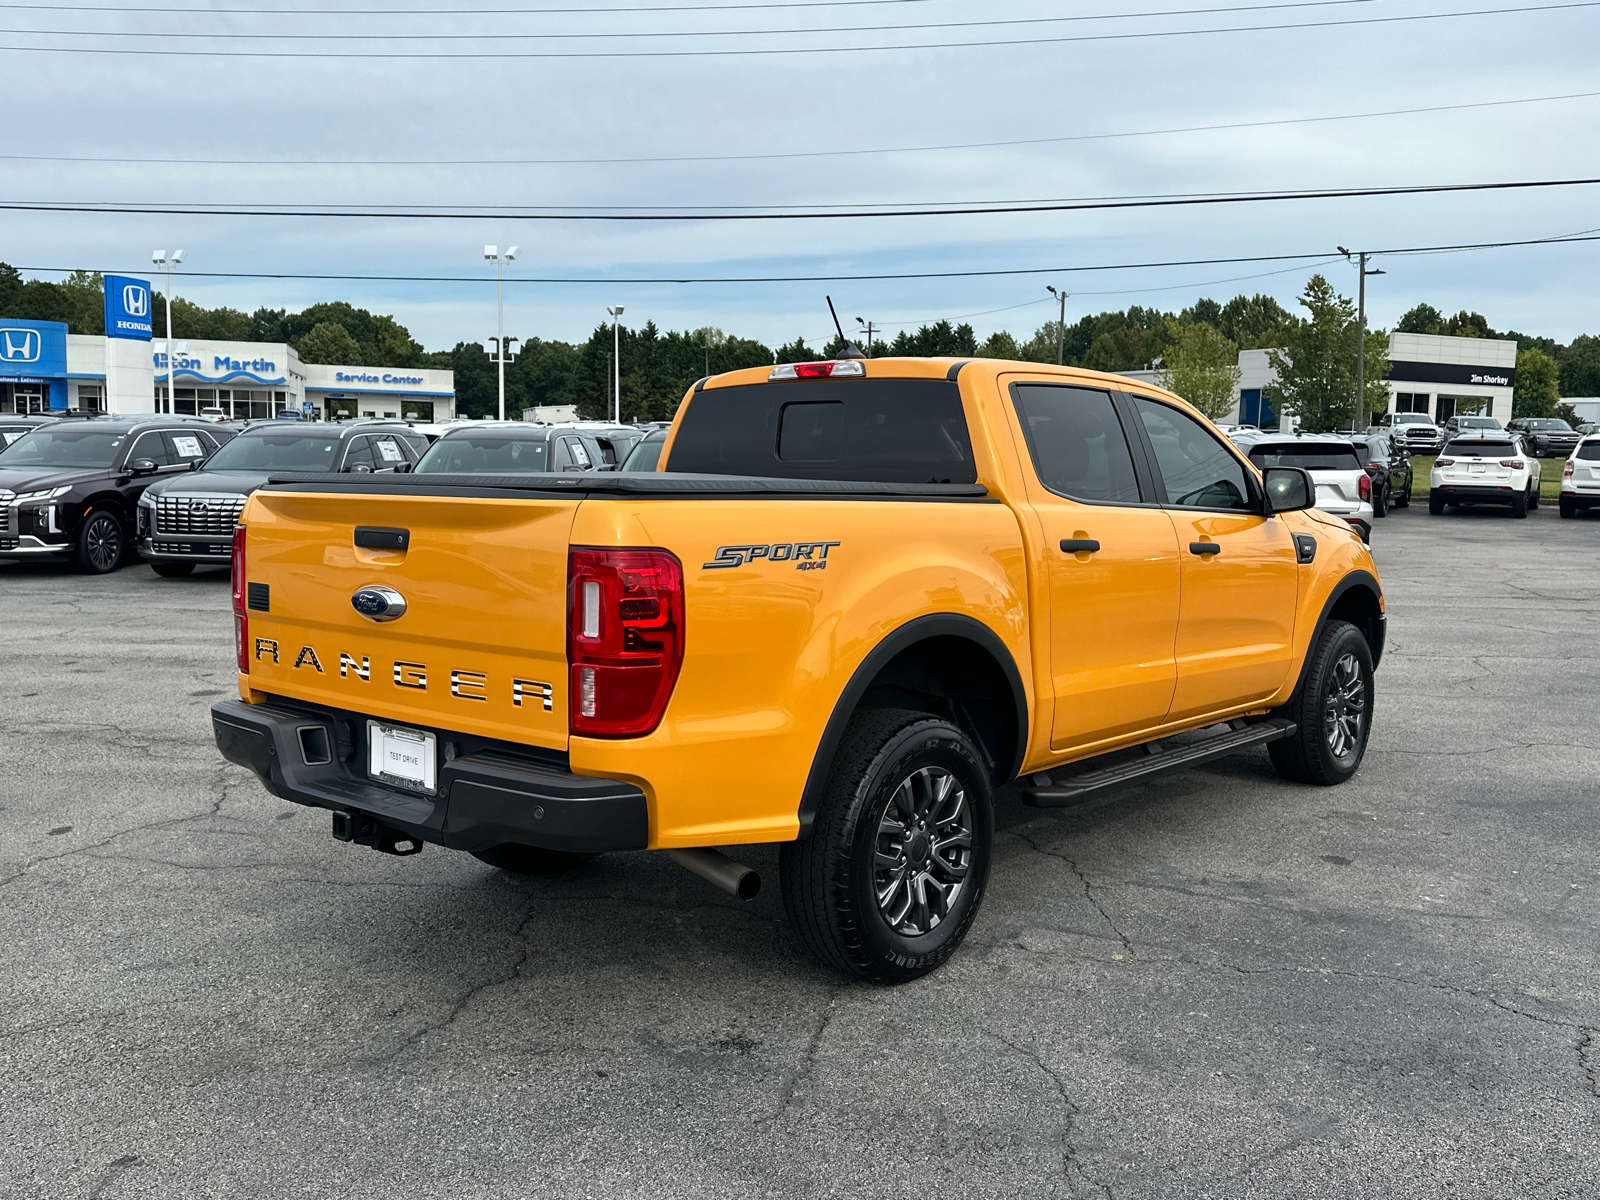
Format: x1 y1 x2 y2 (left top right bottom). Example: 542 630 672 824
122 283 149 318
0 327 41 363
104 274 154 341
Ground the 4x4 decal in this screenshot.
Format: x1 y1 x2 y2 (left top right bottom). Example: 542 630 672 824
704 541 840 571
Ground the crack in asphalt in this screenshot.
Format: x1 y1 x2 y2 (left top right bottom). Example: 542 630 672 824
988 1030 1113 1199
1579 1029 1600 1101
775 988 843 1117
85 1154 143 1199
1006 829 1134 959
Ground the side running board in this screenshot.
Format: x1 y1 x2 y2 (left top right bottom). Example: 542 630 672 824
1020 718 1297 809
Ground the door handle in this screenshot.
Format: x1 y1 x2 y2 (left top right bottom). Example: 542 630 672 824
1059 539 1100 554
1189 542 1222 556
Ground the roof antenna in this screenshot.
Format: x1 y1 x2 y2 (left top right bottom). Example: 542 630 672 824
826 296 866 360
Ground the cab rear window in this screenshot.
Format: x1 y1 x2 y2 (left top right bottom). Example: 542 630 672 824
667 378 976 484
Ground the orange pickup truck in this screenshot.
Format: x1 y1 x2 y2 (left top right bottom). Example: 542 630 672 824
212 357 1384 981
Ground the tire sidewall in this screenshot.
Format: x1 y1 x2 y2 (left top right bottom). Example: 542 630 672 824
844 722 993 977
1308 624 1375 783
77 512 123 574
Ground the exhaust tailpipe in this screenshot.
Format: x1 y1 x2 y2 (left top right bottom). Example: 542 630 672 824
667 848 760 901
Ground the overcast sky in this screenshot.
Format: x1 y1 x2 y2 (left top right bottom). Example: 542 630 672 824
5 0 1599 352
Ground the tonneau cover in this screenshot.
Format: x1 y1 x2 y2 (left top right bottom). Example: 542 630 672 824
259 471 991 500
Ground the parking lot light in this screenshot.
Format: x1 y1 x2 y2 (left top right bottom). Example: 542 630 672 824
151 250 186 413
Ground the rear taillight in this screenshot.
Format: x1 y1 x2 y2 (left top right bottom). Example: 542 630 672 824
1500 460 1524 469
1357 472 1371 501
231 526 248 674
768 359 866 381
1434 458 1455 467
1564 460 1576 476
567 547 684 738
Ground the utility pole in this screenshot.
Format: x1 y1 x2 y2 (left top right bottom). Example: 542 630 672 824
484 246 519 420
855 316 878 356
606 305 624 421
1339 247 1385 428
1046 285 1068 365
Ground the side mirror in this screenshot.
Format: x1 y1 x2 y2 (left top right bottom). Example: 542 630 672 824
1262 466 1315 515
392 461 412 473
189 458 204 471
349 463 373 474
128 457 158 476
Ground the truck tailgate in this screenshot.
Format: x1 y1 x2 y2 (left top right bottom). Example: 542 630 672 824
239 489 577 752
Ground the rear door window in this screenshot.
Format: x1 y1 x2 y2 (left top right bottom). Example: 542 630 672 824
1011 385 1142 504
128 431 177 467
341 437 376 471
371 435 407 468
1133 398 1255 511
668 378 977 484
164 431 211 463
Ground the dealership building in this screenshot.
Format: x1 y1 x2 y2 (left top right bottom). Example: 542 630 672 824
0 276 454 421
1123 330 1518 428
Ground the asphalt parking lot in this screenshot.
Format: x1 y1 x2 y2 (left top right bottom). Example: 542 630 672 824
2 501 1597 1200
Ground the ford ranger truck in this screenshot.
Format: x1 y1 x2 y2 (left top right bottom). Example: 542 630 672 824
212 358 1385 983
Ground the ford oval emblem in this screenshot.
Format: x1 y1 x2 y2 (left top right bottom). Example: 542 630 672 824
352 584 407 622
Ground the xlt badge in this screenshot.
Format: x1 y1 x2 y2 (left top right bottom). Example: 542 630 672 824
352 585 407 622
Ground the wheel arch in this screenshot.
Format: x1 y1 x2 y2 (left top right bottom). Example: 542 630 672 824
1288 571 1385 705
796 614 1028 839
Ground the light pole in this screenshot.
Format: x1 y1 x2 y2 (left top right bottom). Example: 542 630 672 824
151 249 185 411
1046 285 1068 365
1339 247 1386 427
484 245 519 420
855 316 878 356
606 305 624 421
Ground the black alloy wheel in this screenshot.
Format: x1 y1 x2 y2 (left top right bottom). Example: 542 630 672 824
1268 619 1374 786
780 708 993 983
72 511 124 575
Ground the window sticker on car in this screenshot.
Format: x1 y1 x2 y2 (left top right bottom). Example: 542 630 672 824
376 439 404 463
172 435 204 458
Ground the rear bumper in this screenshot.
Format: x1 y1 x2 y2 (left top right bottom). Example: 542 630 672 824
212 696 649 854
1432 483 1522 503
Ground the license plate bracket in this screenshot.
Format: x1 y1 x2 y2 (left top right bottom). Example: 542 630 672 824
367 720 437 794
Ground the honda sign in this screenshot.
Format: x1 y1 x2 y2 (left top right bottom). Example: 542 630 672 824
0 318 67 382
105 274 154 340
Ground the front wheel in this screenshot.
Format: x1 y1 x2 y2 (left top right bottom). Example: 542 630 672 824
780 709 993 984
150 560 195 578
1428 489 1446 515
72 511 124 574
1268 619 1374 786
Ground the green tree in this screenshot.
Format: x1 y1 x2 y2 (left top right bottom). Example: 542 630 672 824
1266 275 1390 432
1559 334 1600 396
296 320 363 365
775 336 819 364
977 330 1019 359
1157 320 1241 419
1444 310 1497 339
1217 293 1296 349
1395 303 1445 335
1512 346 1560 418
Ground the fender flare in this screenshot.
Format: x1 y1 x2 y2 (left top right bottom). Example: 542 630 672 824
796 613 1028 838
1284 569 1385 703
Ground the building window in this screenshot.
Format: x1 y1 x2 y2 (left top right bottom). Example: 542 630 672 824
1395 393 1430 414
175 387 197 415
76 383 105 412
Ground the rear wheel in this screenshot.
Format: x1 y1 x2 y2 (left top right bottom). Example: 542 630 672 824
1372 483 1388 518
780 708 993 984
150 560 195 578
470 844 595 874
1428 489 1446 515
1529 483 1540 509
72 511 124 575
1511 490 1528 519
1560 497 1576 519
1269 620 1374 786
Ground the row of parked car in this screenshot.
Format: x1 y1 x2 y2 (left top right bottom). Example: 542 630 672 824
0 411 669 576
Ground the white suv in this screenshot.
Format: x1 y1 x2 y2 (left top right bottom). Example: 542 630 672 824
1240 434 1375 541
1429 434 1542 518
1558 434 1600 518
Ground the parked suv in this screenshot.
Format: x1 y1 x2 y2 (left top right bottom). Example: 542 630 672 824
1558 434 1600 517
1507 417 1581 459
0 415 232 573
1429 435 1542 517
1368 411 1444 455
1347 433 1412 514
411 423 612 475
138 421 427 576
1240 434 1374 540
0 413 61 448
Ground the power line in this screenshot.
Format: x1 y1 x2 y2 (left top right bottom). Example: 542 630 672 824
3 176 1597 221
0 0 1385 40
9 88 1598 169
0 0 936 12
13 232 1600 287
2 0 1594 56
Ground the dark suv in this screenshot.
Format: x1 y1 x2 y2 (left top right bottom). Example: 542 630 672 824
138 421 427 576
1347 433 1413 513
1507 417 1580 459
0 415 234 573
0 413 64 449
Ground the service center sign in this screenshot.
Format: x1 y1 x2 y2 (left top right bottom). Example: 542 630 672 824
104 275 153 341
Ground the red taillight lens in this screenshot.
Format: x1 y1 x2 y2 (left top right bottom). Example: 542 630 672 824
1434 458 1455 468
231 526 248 674
1564 460 1576 476
1357 472 1371 501
1500 459 1524 469
567 547 684 738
